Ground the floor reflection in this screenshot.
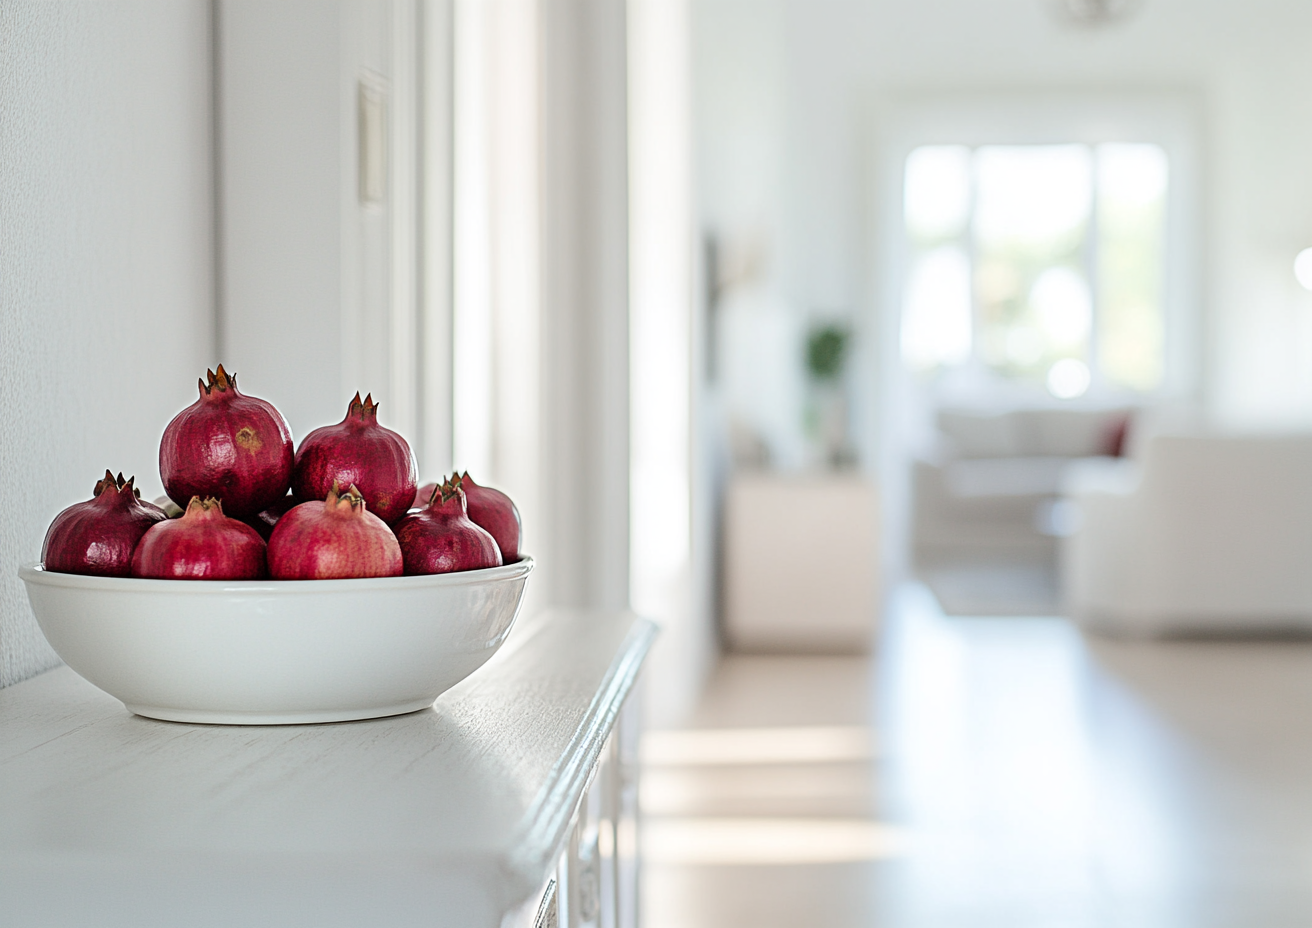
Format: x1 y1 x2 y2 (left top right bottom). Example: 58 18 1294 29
643 582 1312 927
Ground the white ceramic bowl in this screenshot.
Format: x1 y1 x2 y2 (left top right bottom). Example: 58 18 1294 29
19 558 533 725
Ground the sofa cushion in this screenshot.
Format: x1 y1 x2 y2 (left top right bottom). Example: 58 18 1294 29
937 407 1131 459
937 410 1017 458
1012 408 1129 457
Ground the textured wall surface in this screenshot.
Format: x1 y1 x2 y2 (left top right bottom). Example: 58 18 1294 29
0 2 215 687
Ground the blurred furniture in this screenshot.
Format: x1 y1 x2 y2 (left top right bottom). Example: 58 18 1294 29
913 406 1130 565
0 608 655 928
723 472 879 653
1062 433 1312 634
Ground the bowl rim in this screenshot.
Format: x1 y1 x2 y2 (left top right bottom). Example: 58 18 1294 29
19 555 533 594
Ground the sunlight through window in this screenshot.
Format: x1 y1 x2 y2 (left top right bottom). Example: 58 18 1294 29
1097 143 1167 392
901 142 1168 397
902 247 972 370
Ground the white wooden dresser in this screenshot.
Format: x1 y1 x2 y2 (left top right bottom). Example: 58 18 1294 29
0 608 656 928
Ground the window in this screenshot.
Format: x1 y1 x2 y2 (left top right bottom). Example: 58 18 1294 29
901 143 1168 398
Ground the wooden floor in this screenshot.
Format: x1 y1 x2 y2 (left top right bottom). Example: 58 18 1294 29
641 583 1312 927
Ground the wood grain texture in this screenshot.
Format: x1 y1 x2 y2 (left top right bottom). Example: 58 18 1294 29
0 607 656 928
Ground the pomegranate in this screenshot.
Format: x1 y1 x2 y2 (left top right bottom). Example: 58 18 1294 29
160 365 294 520
267 484 403 580
248 494 298 541
292 393 417 525
130 496 267 580
42 471 167 577
456 472 522 562
394 477 503 575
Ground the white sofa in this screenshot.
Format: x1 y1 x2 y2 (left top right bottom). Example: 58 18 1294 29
1062 432 1312 634
912 406 1131 565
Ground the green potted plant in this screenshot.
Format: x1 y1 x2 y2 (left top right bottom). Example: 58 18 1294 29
804 323 855 468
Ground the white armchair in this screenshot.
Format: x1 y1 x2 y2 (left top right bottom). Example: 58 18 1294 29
1062 433 1312 634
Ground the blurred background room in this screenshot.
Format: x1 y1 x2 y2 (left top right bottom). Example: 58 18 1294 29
7 0 1312 925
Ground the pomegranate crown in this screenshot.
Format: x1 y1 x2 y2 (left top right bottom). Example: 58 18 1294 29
183 496 226 518
434 475 468 510
326 483 367 514
345 392 380 423
198 364 238 397
93 470 141 498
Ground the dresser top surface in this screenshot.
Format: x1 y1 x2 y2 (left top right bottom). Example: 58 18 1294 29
0 607 655 927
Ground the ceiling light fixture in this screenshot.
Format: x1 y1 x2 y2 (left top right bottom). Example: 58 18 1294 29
1050 0 1141 27
1295 248 1312 291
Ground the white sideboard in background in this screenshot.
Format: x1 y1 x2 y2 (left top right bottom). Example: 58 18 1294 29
722 472 880 653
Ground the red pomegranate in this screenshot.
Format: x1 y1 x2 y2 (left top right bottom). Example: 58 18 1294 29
42 471 167 577
267 484 403 580
456 472 522 562
292 393 417 525
394 477 503 575
159 365 294 520
131 496 267 580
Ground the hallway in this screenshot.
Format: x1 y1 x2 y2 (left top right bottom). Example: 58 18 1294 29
642 584 1312 927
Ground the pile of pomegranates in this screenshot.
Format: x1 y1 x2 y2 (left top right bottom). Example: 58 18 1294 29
40 366 523 581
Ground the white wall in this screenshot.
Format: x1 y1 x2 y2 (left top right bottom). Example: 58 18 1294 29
217 1 346 439
539 0 632 613
0 1 216 687
694 0 1312 432
217 0 434 462
630 0 716 726
450 0 632 621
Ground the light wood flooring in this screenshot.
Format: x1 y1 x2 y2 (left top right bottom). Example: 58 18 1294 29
641 583 1312 927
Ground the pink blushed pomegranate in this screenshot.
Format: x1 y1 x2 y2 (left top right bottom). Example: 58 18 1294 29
456 472 521 562
159 365 294 520
131 496 267 580
394 477 502 575
292 393 417 525
42 471 167 577
267 484 403 580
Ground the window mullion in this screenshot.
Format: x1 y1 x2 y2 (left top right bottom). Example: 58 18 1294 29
1085 144 1101 392
967 147 981 369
